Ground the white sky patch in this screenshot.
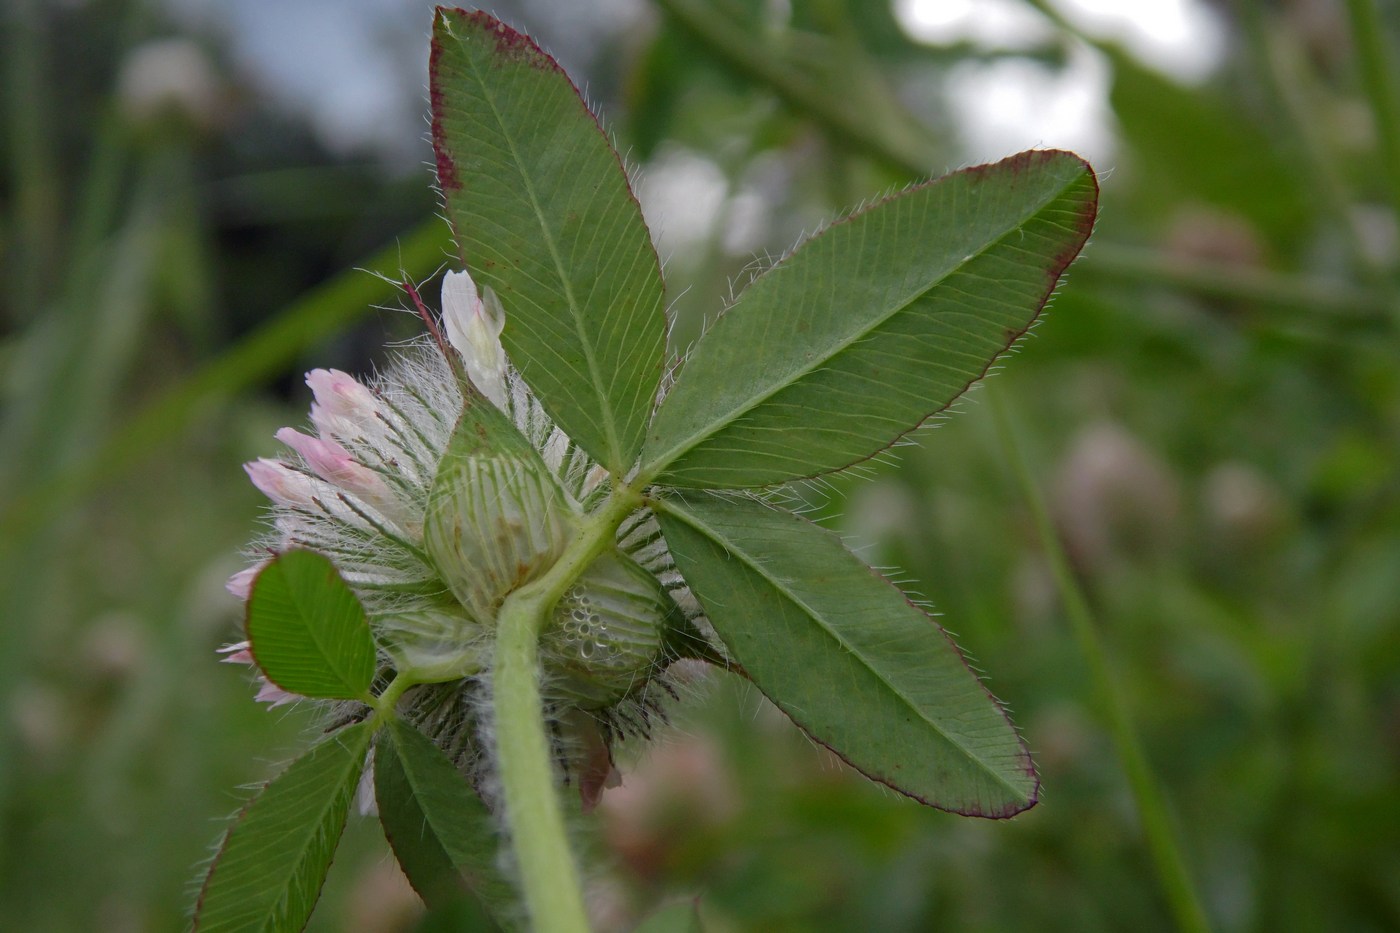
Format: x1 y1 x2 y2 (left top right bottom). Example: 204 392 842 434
895 0 1224 83
164 0 427 167
944 42 1114 164
894 0 1053 49
1050 0 1225 83
161 0 649 171
895 0 1224 163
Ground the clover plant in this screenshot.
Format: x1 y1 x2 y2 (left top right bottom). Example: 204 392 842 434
193 8 1098 931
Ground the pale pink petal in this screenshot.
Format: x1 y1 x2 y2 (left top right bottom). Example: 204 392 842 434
255 679 300 708
244 458 318 508
225 565 263 601
217 641 254 665
275 427 403 520
275 428 382 492
355 754 379 816
305 368 382 440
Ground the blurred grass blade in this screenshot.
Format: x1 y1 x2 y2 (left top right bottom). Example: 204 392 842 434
989 390 1211 933
430 9 667 474
194 722 373 932
375 716 515 923
653 0 937 175
653 493 1038 817
245 550 376 700
644 150 1097 489
0 220 447 551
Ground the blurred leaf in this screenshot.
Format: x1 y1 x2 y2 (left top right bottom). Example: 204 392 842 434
656 0 937 173
376 717 514 924
653 493 1038 816
633 898 704 933
1109 57 1311 248
194 722 372 932
246 549 376 700
430 9 666 474
644 150 1097 488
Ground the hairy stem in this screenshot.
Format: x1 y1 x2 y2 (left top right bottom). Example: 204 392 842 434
491 485 643 933
990 390 1212 933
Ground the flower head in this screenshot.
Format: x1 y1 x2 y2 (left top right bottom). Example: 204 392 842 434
225 270 714 798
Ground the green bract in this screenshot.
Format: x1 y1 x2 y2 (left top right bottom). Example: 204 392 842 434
543 549 678 709
423 392 577 622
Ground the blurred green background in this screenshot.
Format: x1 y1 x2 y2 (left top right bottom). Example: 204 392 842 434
2 0 1398 930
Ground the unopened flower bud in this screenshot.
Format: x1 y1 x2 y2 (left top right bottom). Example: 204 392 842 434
255 680 299 708
225 566 262 601
378 606 486 681
441 270 508 409
217 641 255 665
306 368 384 442
424 451 575 622
274 427 403 521
244 459 319 509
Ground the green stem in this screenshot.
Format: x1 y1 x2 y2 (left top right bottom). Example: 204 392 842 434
4 0 60 320
374 671 414 715
989 391 1212 933
490 486 643 933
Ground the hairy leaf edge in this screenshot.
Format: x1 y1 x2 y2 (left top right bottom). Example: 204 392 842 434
192 723 371 929
653 492 1040 818
429 6 668 471
646 149 1099 489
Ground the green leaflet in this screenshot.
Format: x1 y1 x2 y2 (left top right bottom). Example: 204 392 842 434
643 150 1098 488
376 717 515 925
430 9 667 474
245 549 376 700
653 493 1038 817
194 722 373 932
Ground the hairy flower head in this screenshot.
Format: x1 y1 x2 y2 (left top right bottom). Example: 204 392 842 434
226 268 713 798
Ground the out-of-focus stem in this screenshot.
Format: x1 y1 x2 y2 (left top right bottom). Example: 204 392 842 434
1344 0 1400 225
990 390 1212 933
651 0 937 176
1083 244 1391 319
